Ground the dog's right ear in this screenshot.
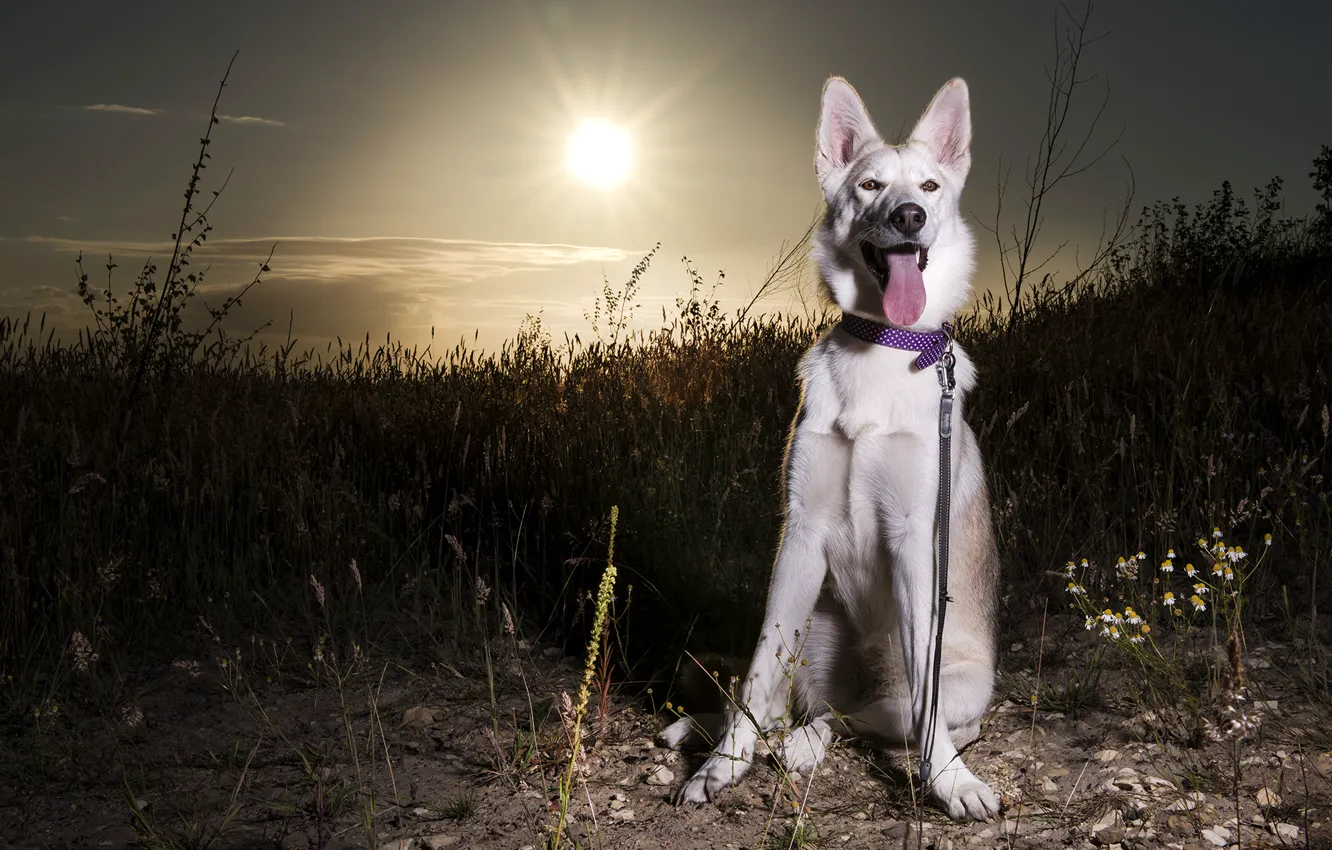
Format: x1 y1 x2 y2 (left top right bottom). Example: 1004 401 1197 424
816 77 879 181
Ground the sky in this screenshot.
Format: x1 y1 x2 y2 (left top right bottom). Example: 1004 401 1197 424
2 0 1331 353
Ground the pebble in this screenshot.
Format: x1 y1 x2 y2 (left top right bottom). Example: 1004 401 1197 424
400 706 440 728
1041 776 1059 793
422 837 457 850
1093 825 1126 845
1201 826 1230 846
1255 787 1280 808
1165 793 1202 812
609 807 636 822
1092 808 1124 833
379 841 416 850
1166 815 1193 831
1095 749 1120 762
1274 823 1300 839
645 765 675 785
883 822 914 840
1046 767 1071 778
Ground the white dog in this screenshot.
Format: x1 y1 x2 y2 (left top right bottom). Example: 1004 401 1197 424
662 77 1001 821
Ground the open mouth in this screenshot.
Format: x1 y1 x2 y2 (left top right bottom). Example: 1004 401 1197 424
861 242 928 290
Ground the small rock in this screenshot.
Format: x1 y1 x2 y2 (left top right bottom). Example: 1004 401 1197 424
609 798 627 810
379 841 416 850
1092 808 1124 835
1165 797 1198 812
1273 823 1300 839
1095 749 1121 763
645 765 675 786
542 646 562 657
1041 776 1059 793
1255 787 1280 808
1011 642 1024 652
1093 826 1126 846
401 706 440 728
1167 815 1193 831
1047 767 1071 778
852 811 868 820
422 837 458 850
609 807 635 822
884 822 915 840
1143 775 1177 790
1201 826 1230 846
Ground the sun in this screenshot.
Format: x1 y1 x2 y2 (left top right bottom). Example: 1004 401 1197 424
566 120 632 189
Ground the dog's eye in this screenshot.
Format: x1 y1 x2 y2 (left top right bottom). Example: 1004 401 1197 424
859 180 880 192
921 180 940 192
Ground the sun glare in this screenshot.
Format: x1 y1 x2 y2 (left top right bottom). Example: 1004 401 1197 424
566 120 632 189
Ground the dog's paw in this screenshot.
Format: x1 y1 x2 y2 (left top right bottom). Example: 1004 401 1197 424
773 725 828 775
671 756 750 805
657 716 696 751
933 772 1001 821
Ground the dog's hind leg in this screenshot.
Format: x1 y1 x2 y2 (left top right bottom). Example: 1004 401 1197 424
657 713 725 751
834 652 993 748
774 598 862 775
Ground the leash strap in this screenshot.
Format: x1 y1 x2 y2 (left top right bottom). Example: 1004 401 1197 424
920 345 956 788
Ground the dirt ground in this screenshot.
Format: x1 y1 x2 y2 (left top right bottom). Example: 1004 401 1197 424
2 616 1330 850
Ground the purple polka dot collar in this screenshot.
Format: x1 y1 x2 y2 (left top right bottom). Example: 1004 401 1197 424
838 313 953 370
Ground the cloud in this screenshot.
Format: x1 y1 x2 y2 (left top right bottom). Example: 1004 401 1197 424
16 235 644 350
83 103 158 116
24 235 633 288
219 114 285 127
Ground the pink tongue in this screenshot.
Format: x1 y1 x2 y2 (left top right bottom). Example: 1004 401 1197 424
883 251 926 326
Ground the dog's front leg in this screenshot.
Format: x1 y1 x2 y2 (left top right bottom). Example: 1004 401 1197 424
674 431 838 805
890 464 1000 821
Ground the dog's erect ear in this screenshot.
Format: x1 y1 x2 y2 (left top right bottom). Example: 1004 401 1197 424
910 78 971 175
816 77 880 181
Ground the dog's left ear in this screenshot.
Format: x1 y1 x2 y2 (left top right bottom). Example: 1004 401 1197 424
910 78 971 176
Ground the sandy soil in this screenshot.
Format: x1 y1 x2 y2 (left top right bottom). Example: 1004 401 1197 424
2 617 1329 850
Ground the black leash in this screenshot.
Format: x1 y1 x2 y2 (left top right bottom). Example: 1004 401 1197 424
920 344 956 788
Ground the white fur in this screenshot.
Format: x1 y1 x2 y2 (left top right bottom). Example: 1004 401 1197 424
665 78 1002 821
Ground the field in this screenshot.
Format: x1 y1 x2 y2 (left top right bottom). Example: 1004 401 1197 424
1 137 1331 848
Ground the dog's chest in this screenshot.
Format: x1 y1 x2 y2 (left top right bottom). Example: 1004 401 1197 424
796 335 971 622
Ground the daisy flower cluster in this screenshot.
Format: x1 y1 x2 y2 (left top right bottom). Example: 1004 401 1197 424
1062 554 1156 653
1061 529 1270 652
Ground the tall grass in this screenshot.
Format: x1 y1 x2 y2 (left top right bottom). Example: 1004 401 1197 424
2 152 1330 713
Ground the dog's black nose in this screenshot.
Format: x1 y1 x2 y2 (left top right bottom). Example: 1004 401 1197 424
889 202 926 236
